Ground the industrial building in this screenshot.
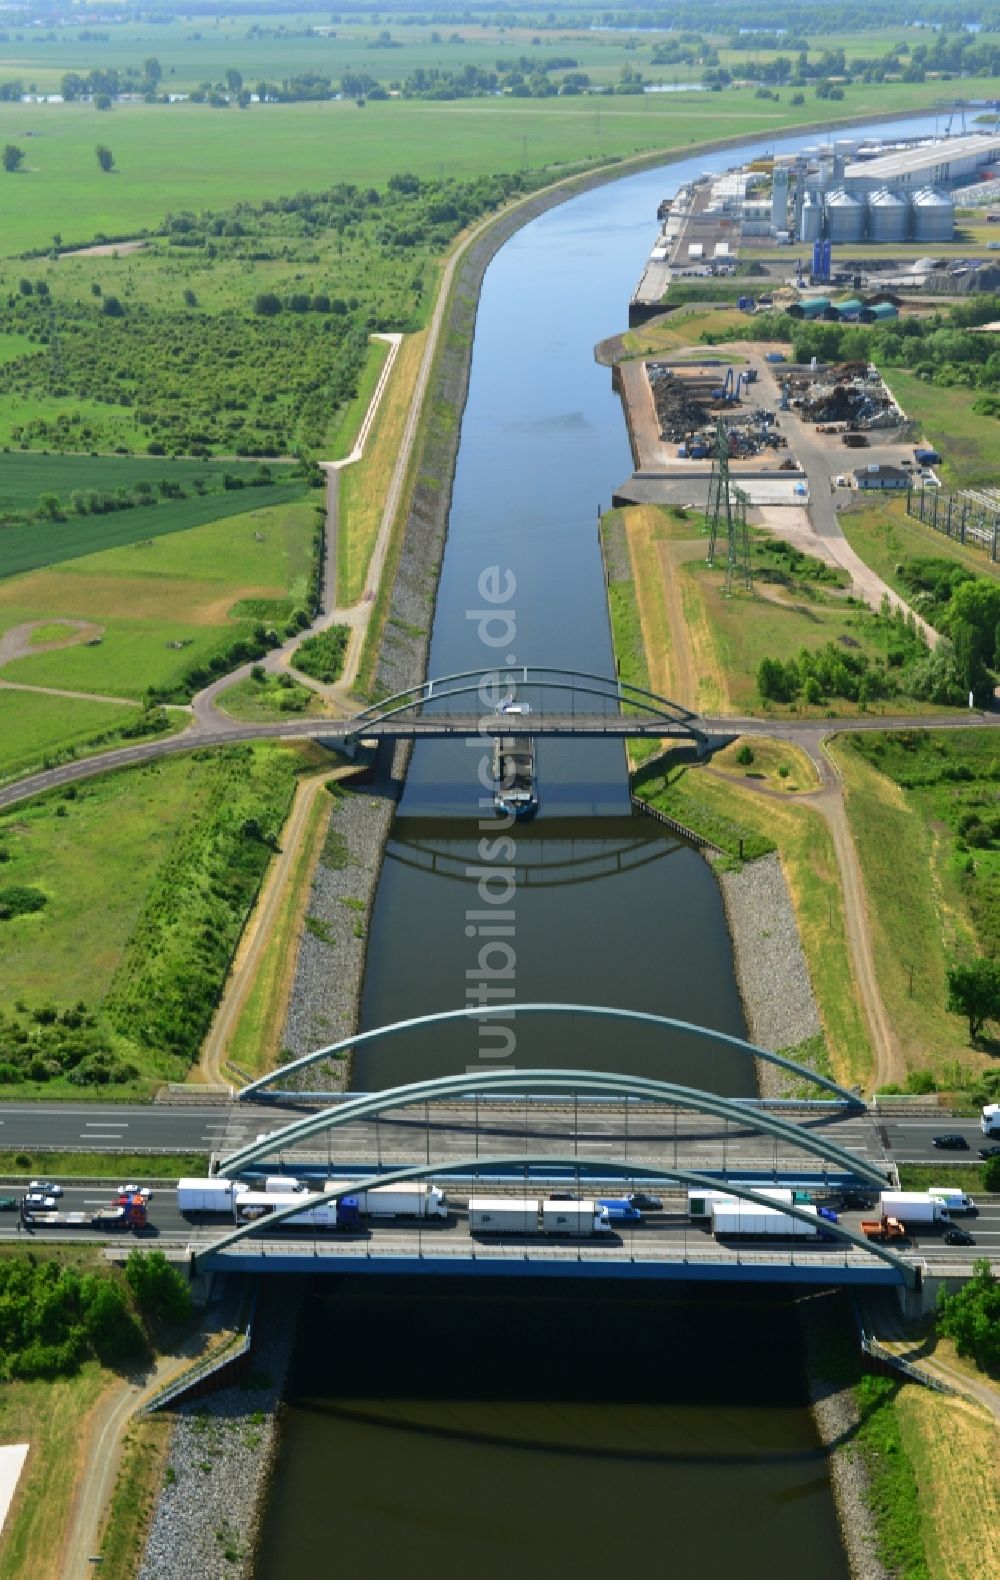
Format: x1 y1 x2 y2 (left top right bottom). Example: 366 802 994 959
785 133 1000 246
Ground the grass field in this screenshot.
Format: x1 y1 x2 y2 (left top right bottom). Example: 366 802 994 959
881 368 1000 489
0 743 315 1095
326 336 391 463
0 1151 206 1178
621 309 747 358
840 499 1000 600
827 733 990 1083
216 672 326 722
0 1355 113 1580
633 749 872 1088
0 476 307 579
0 81 978 257
0 689 147 783
225 781 333 1080
895 1388 1000 1580
0 494 317 698
338 329 426 605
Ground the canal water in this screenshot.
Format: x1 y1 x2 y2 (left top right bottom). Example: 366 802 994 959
256 114 941 1578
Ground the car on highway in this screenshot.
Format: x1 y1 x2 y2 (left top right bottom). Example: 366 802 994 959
0 1196 18 1211
629 1193 663 1212
28 1179 62 1196
979 1144 1000 1160
23 1192 57 1209
931 1134 969 1150
943 1226 976 1246
836 1191 874 1211
118 1184 152 1200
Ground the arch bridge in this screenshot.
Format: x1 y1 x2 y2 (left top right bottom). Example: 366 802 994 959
342 666 707 742
236 1004 864 1104
201 1066 909 1286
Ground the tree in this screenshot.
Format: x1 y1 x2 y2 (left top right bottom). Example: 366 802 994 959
2 144 24 173
124 1249 191 1326
94 94 112 111
95 144 114 174
936 1260 1000 1372
225 68 243 94
946 958 1000 1039
983 1155 1000 1193
143 57 162 91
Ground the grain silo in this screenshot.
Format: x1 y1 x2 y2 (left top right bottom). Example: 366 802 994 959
911 187 954 243
825 189 864 243
868 187 909 243
771 166 789 232
799 190 821 242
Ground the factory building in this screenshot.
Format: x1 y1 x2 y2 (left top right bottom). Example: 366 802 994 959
770 131 1000 245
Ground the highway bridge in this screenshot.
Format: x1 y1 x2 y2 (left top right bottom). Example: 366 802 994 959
2 1009 994 1306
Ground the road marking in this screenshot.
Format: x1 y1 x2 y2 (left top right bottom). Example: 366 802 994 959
84 1121 128 1128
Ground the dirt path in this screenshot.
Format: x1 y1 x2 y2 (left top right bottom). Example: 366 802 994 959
701 735 904 1091
59 1333 210 1578
196 764 363 1086
654 539 701 710
0 678 141 707
0 619 104 667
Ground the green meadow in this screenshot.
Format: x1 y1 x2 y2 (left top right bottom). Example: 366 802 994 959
0 688 151 784
0 78 980 257
0 494 318 698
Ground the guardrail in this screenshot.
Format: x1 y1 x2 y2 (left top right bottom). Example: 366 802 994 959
860 1334 955 1395
630 793 725 854
141 1288 258 1415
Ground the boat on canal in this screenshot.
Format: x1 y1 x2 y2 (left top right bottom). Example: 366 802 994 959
492 699 538 819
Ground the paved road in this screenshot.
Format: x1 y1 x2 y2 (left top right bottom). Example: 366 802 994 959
0 1098 991 1168
4 1179 997 1273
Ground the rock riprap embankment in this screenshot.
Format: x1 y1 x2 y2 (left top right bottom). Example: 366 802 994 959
715 851 823 1094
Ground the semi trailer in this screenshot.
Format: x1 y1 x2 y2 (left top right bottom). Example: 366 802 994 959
177 1178 248 1214
469 1197 612 1237
236 1192 361 1230
879 1191 950 1226
323 1182 448 1219
711 1203 820 1238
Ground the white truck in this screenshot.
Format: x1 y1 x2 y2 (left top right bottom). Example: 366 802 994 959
469 1197 612 1237
711 1203 819 1238
236 1192 339 1228
264 1176 308 1195
469 1197 540 1235
176 1178 248 1214
879 1190 950 1226
688 1187 798 1219
982 1103 1000 1136
927 1187 976 1215
323 1181 448 1220
541 1199 611 1237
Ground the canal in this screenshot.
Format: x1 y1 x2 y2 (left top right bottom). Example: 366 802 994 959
256 113 941 1577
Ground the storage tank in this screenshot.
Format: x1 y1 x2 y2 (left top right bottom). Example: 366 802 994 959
825 189 864 243
911 187 954 243
799 191 821 242
868 187 908 243
834 138 857 160
771 166 789 232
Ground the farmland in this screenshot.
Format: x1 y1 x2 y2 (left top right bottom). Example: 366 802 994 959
0 688 172 785
0 77 978 258
0 743 322 1095
0 494 319 699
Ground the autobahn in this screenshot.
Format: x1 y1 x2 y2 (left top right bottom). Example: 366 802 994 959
0 1098 991 1168
3 1178 997 1275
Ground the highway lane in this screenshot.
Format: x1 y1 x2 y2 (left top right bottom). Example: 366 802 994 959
0 1101 993 1167
4 1180 998 1272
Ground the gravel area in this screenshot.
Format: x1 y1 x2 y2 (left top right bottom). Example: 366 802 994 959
139 1281 302 1580
801 1296 890 1580
278 786 395 1090
715 851 822 1096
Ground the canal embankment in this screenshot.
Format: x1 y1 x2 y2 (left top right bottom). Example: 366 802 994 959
137 1282 303 1580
